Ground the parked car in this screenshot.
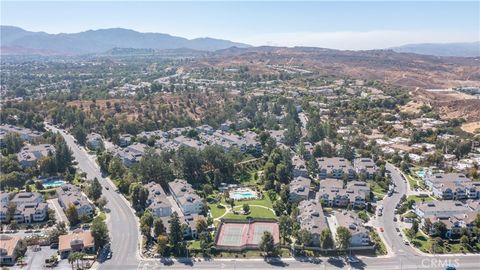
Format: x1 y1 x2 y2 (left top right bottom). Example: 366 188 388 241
347 256 360 264
393 217 397 222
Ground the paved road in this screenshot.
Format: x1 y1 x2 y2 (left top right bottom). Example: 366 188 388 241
46 124 140 269
378 163 418 257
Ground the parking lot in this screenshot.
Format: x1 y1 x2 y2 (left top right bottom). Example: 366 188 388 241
11 246 69 270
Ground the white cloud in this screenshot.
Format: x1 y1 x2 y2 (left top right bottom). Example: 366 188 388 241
240 31 479 50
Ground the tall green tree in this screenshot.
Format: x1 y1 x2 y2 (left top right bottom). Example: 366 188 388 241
2 132 23 154
336 226 352 249
87 178 102 202
320 228 334 249
153 218 165 237
91 216 110 249
65 204 79 225
134 148 174 186
259 231 277 256
168 212 185 255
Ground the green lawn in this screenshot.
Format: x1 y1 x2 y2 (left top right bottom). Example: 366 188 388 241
406 195 435 203
406 174 418 190
223 205 276 220
98 211 107 221
188 240 201 249
368 180 387 197
208 203 227 219
370 230 387 255
403 229 475 254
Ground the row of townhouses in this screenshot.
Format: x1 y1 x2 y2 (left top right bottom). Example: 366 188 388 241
56 184 94 218
17 144 55 168
0 124 43 145
145 180 205 239
0 192 48 224
414 200 479 238
424 173 480 200
317 157 378 180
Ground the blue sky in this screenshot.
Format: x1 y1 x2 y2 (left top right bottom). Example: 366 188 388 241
2 1 479 49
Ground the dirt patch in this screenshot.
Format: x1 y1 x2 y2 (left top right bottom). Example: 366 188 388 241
461 122 480 134
400 100 425 114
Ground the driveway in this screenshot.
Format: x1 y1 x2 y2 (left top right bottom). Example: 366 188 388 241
47 199 68 225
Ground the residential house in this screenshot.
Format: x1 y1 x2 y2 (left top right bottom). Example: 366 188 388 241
17 144 55 168
289 176 311 202
168 179 204 215
426 212 478 238
0 193 10 223
146 182 173 218
118 134 133 147
110 143 148 167
414 201 470 218
0 235 22 266
0 192 48 224
58 230 95 258
173 135 205 150
56 184 94 218
297 200 328 247
86 133 103 151
0 124 43 142
195 125 214 135
292 155 308 178
334 211 371 247
353 158 377 179
316 157 355 179
268 130 286 144
317 179 369 208
424 173 478 200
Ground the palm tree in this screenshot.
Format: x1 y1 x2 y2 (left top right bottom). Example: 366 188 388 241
67 252 86 270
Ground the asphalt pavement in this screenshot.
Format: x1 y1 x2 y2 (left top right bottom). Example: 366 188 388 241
46 124 141 269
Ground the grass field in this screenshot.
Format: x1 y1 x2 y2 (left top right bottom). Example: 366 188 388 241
368 180 387 198
406 195 435 203
208 203 227 219
223 205 276 220
403 229 475 254
406 174 419 190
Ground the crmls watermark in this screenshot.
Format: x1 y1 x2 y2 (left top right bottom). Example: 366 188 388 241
421 258 460 268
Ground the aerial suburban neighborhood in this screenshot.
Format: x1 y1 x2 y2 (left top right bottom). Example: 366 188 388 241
1 1 480 270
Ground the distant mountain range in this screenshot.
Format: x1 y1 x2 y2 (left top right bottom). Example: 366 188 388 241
391 42 480 57
1 26 479 57
0 26 251 55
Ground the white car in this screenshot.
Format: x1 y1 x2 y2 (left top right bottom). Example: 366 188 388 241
347 256 360 264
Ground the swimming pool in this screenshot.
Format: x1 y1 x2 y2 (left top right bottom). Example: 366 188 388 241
42 180 66 188
416 170 426 179
230 188 258 200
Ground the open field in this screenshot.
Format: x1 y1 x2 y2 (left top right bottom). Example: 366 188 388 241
406 195 435 203
461 121 480 134
223 205 276 220
208 203 227 219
